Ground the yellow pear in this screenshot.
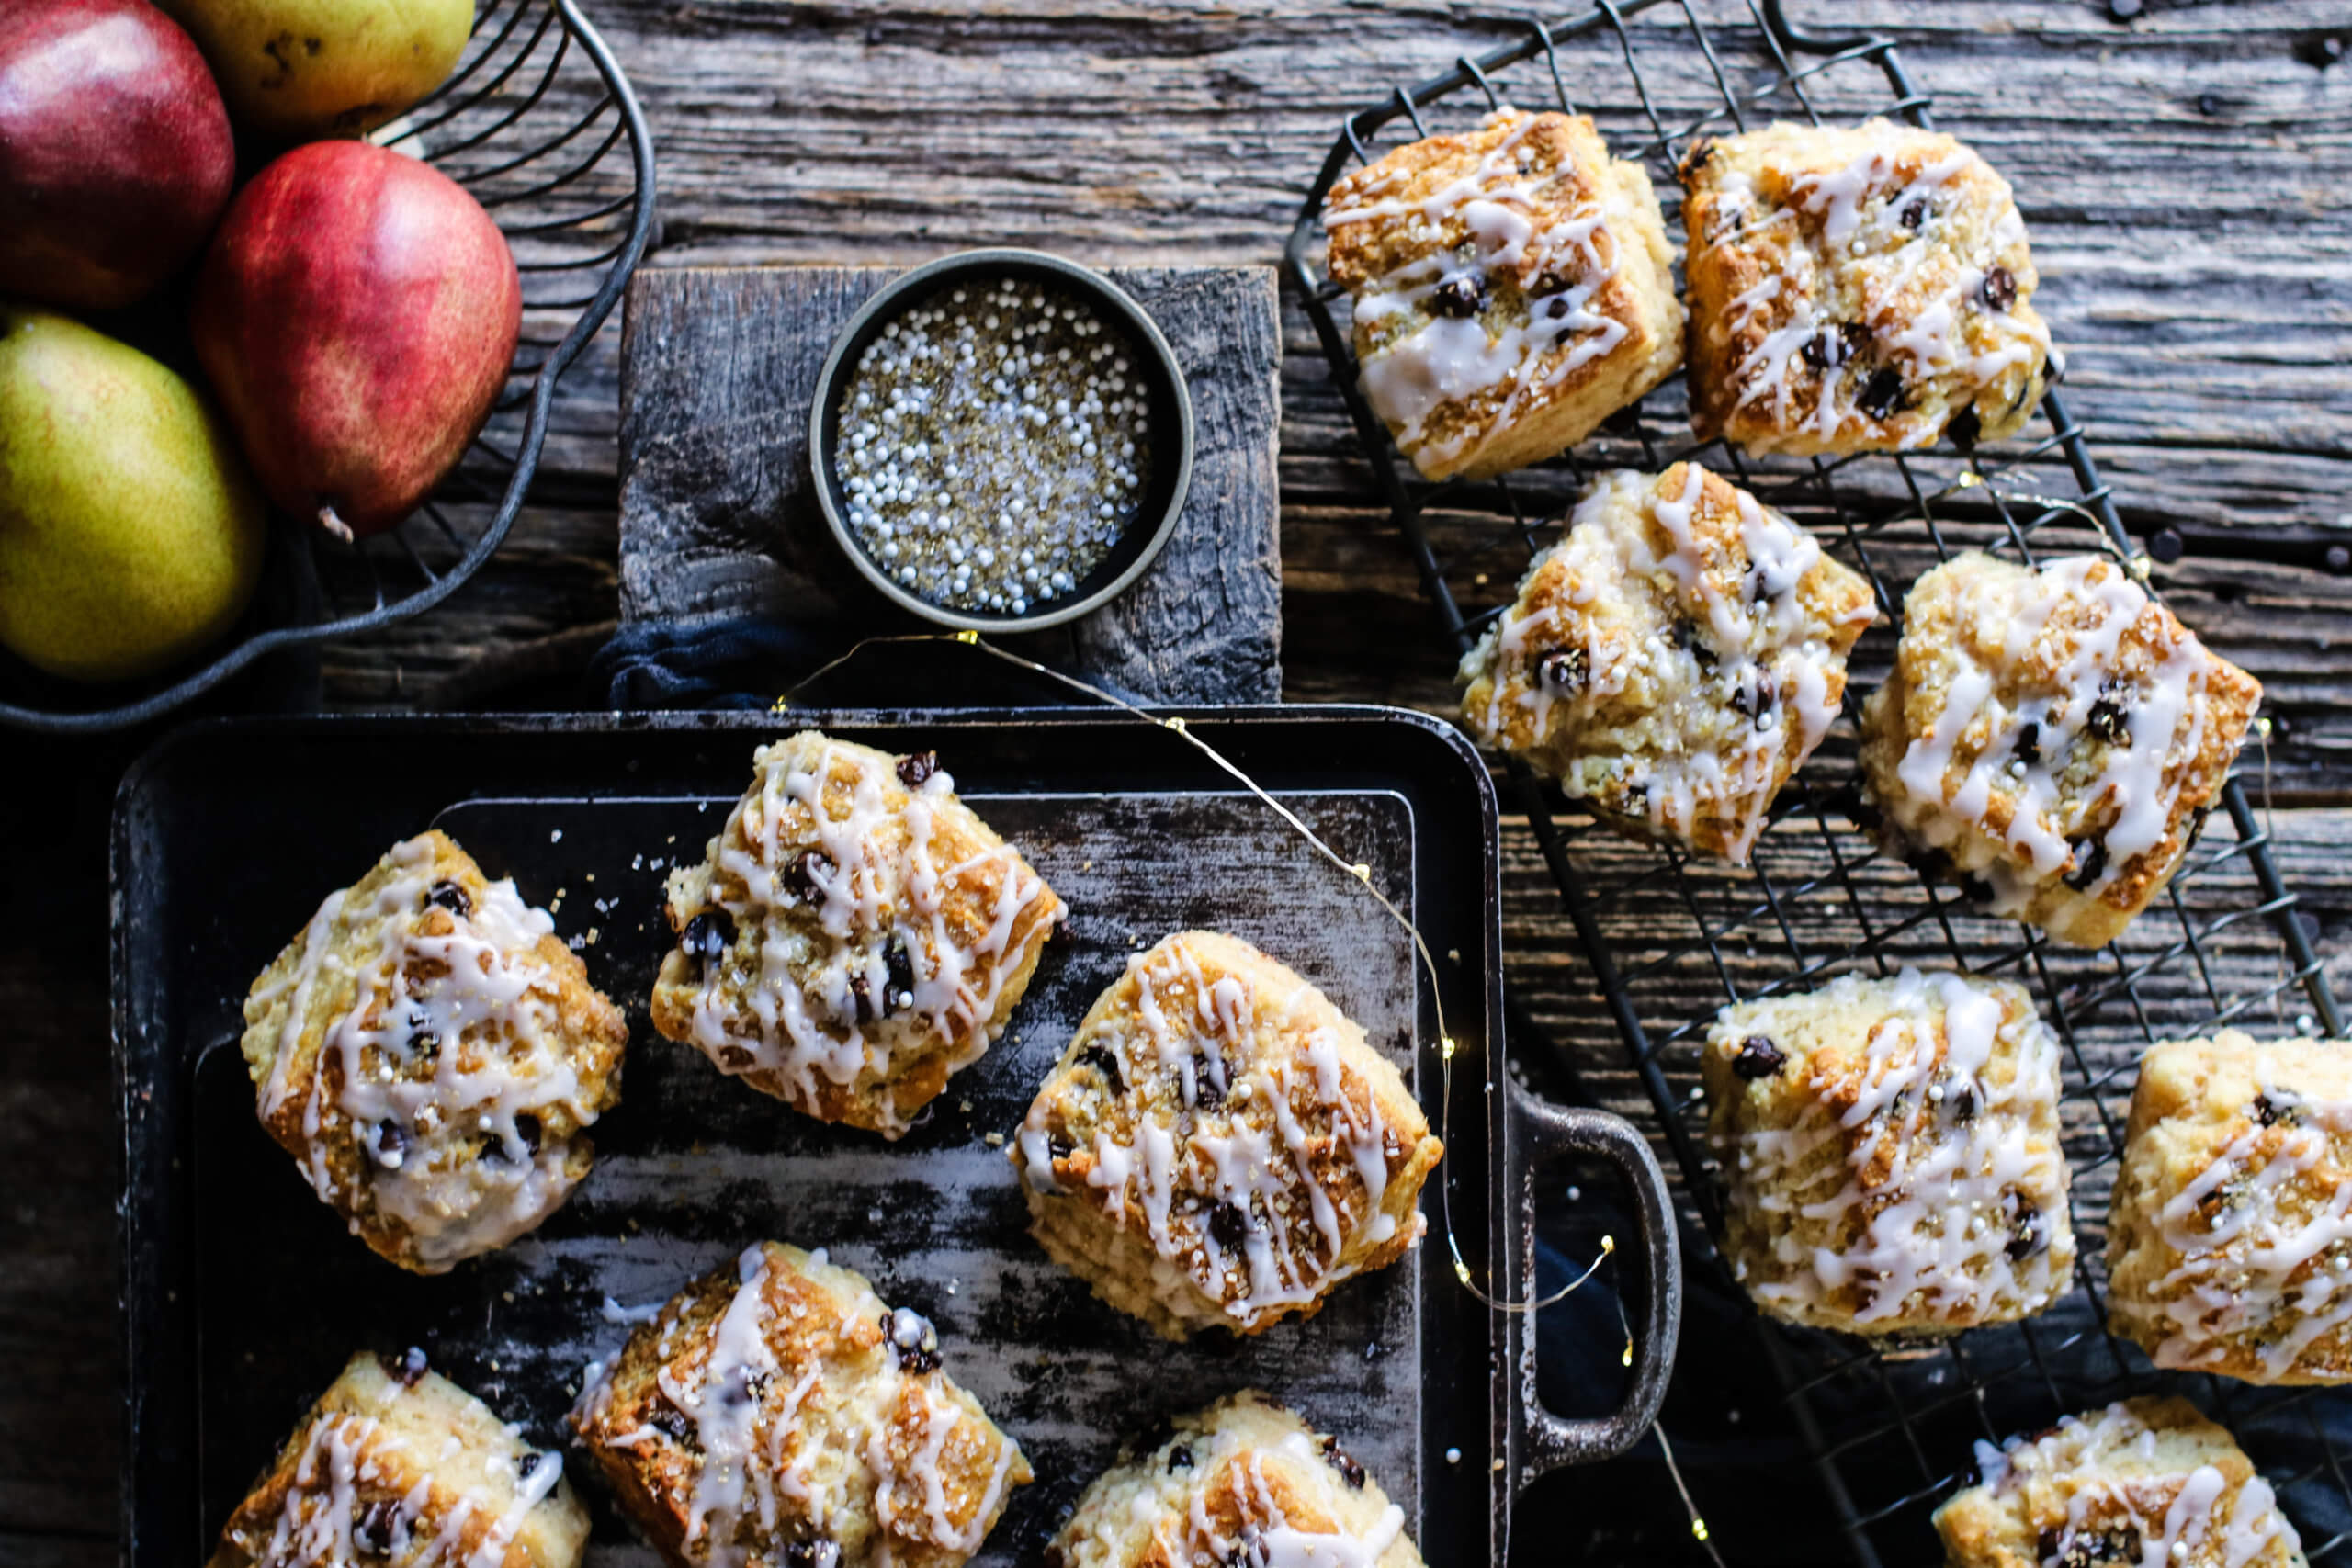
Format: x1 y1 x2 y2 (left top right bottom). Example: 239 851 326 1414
156 0 473 140
0 307 266 683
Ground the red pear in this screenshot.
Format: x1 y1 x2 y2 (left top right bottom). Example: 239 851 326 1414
0 0 237 311
192 141 522 541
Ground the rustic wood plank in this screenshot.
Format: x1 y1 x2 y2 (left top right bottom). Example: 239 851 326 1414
614 264 1283 702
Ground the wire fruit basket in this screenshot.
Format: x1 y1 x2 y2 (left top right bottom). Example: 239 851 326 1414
0 0 656 735
1283 4 2350 1563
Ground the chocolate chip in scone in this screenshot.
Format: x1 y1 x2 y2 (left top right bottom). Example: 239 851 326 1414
2006 1204 2048 1261
1321 1433 1368 1489
895 750 939 789
1538 647 1588 694
1947 1085 1979 1123
514 1114 542 1156
2084 682 2133 746
1077 1041 1125 1098
886 1308 943 1374
884 936 916 1014
1671 619 1719 671
1945 405 1982 450
425 879 472 918
1190 1054 1227 1110
2010 721 2041 767
1165 1441 1194 1472
781 849 835 906
1731 1035 1785 1080
1047 1131 1075 1161
353 1498 402 1556
1207 1200 1250 1251
1430 271 1487 319
1227 1525 1272 1568
1801 323 1866 372
1897 197 1928 231
2254 1091 2301 1128
367 1119 409 1167
849 973 877 1023
1530 269 1575 298
683 908 736 973
649 1393 700 1448
1980 265 2018 313
1857 367 1906 421
402 1007 440 1061
782 1542 840 1568
2063 837 2108 892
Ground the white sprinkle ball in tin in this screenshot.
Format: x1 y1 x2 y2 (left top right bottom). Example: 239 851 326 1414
837 277 1155 615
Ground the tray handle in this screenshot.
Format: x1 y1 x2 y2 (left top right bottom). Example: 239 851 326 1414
1510 1086 1681 1475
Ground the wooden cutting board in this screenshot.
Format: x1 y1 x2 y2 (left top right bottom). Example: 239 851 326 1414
616 265 1284 702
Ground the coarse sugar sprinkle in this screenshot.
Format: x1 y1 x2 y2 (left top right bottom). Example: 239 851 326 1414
834 276 1157 615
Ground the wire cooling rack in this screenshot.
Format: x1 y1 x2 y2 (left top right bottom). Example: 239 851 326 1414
1282 3 2352 1563
0 0 655 734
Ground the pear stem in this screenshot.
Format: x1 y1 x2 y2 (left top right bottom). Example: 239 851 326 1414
317 504 354 544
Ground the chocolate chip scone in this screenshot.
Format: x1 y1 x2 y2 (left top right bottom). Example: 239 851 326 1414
652 732 1065 1138
1323 107 1683 481
1457 463 1876 863
1933 1397 2305 1568
210 1349 588 1568
572 1241 1029 1568
1702 968 2075 1336
1012 931 1443 1339
1050 1393 1421 1568
241 829 628 1273
2107 1032 2352 1384
1859 552 2262 948
1679 118 2052 455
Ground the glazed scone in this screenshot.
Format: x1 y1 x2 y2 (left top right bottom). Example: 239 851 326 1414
1322 107 1684 481
210 1350 588 1568
1859 552 2263 948
1049 1392 1421 1568
240 830 628 1273
1932 1397 2305 1568
1679 118 2052 455
572 1241 1030 1568
1458 463 1876 863
2107 1032 2352 1384
1012 931 1443 1339
1702 968 2075 1336
652 733 1065 1137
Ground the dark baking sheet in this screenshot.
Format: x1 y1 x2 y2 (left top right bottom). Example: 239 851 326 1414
113 708 1531 1565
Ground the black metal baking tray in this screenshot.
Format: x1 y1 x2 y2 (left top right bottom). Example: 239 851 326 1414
111 707 1678 1567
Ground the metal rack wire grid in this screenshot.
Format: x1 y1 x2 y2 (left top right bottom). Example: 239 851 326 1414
0 0 656 733
1281 3 2351 1564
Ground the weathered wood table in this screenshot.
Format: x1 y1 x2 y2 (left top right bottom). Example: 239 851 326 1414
6 3 2348 1563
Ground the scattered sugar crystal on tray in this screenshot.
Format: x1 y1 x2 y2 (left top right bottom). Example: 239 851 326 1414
835 276 1156 615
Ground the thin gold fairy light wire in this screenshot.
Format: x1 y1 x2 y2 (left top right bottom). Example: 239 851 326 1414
770 630 1610 1313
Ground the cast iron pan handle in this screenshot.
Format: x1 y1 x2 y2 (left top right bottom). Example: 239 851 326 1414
1513 1088 1681 1475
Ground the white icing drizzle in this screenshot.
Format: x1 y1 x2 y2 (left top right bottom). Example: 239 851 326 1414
1884 554 2228 920
1463 466 1870 863
578 1246 1018 1568
248 835 605 1269
1155 1425 1404 1568
1701 129 2048 446
1972 1403 2301 1568
1323 109 1631 468
231 1374 565 1568
1016 935 1415 1330
2143 1053 2352 1379
1725 969 2069 1325
684 737 1060 1134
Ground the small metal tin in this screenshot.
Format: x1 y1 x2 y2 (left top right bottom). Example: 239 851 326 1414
808 248 1195 634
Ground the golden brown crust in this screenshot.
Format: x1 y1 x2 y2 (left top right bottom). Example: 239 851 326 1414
1679 118 2050 456
1457 463 1875 863
1702 969 2074 1336
2108 1032 2352 1384
650 733 1063 1138
239 830 628 1273
1858 552 2262 947
1012 931 1442 1339
1323 109 1683 480
572 1242 1029 1568
1050 1393 1421 1568
1931 1397 2305 1568
210 1352 588 1568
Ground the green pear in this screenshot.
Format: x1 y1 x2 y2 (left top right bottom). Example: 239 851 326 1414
156 0 473 140
0 307 266 683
